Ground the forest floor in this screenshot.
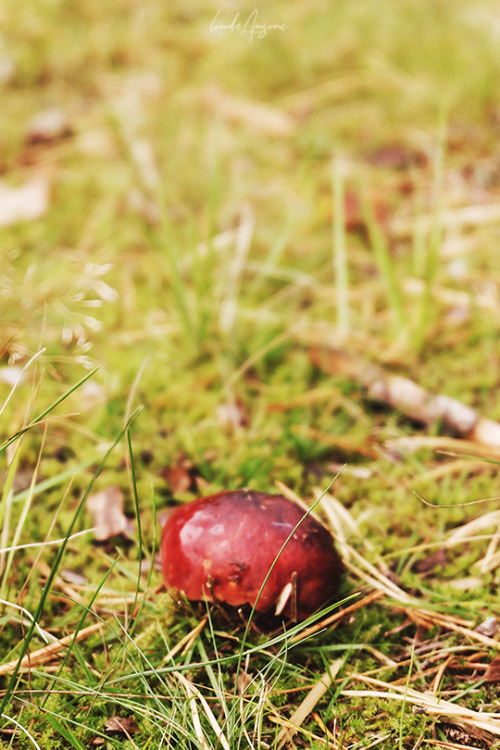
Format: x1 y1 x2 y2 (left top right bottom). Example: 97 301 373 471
1 1 500 748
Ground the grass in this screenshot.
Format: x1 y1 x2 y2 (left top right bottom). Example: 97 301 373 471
1 0 500 746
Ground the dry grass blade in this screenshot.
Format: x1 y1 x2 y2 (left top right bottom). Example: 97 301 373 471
267 386 342 412
277 659 343 749
445 510 500 547
481 522 500 574
344 672 500 736
291 425 377 458
392 203 500 237
422 740 486 750
403 277 500 314
290 590 383 644
386 435 500 461
202 84 296 136
172 671 231 750
270 715 331 747
161 616 208 662
408 610 498 649
412 458 494 483
0 622 104 676
317 509 498 651
35 558 87 605
218 203 255 335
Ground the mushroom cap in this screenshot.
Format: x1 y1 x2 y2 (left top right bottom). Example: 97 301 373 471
161 489 342 619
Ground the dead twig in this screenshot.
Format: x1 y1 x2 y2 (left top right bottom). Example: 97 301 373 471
0 622 104 676
310 346 500 449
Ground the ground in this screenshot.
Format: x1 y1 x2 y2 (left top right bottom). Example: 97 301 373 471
1 0 500 747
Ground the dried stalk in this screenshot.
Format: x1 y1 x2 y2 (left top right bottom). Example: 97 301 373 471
310 346 500 449
0 622 103 676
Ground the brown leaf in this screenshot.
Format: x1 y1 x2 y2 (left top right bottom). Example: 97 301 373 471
236 669 252 695
412 549 448 577
0 176 49 226
475 616 499 638
104 716 139 734
87 486 130 541
163 465 193 494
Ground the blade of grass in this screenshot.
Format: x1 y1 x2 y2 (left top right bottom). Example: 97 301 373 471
0 405 142 716
361 184 406 331
0 427 46 601
0 366 99 456
332 152 350 333
1 712 43 750
414 114 447 352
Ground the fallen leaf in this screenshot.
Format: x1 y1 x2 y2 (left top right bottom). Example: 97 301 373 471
411 549 448 577
0 176 49 226
87 486 130 541
163 464 194 494
236 669 252 695
104 716 139 734
475 616 499 638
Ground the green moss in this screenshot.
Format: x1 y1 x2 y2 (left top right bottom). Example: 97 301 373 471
2 0 500 745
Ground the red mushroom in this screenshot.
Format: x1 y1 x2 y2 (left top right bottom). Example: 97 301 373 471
161 489 342 620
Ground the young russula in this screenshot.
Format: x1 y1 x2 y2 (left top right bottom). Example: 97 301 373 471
161 489 342 620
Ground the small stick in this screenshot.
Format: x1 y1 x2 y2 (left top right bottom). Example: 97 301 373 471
277 659 344 749
310 346 500 448
291 590 384 643
0 622 104 676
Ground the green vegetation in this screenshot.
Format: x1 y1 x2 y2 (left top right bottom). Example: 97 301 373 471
1 0 500 746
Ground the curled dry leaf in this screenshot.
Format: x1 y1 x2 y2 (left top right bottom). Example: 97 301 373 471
87 486 130 541
475 616 499 638
104 716 139 734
